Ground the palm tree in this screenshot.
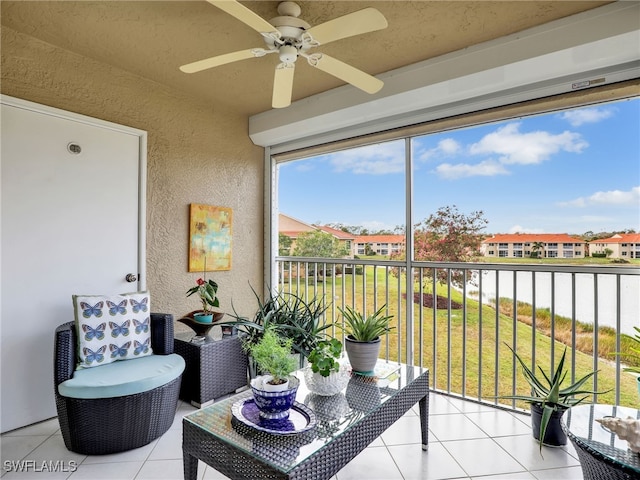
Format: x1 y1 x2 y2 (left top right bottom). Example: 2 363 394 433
531 241 545 258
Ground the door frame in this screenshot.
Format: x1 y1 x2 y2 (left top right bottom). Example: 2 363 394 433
1 95 147 290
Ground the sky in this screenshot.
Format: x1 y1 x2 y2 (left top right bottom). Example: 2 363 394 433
278 97 640 235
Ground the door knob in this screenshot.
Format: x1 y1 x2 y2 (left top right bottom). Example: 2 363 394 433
125 273 138 283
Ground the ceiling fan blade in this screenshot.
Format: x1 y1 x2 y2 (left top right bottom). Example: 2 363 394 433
180 48 258 73
272 63 295 109
306 8 387 45
207 0 280 37
310 54 383 94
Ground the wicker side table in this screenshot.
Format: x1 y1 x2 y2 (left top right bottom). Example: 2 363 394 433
174 332 248 407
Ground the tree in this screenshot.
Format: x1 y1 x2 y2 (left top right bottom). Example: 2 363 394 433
530 241 544 258
391 205 488 286
293 230 348 258
278 233 293 256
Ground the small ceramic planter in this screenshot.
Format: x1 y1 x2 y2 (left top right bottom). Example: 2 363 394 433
193 313 214 323
304 365 350 396
250 375 299 421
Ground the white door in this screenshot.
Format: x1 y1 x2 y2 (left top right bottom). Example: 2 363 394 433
0 96 146 432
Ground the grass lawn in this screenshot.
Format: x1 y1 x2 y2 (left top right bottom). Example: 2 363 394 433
284 265 638 408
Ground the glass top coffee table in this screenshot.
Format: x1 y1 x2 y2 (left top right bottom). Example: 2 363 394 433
563 403 640 479
182 363 429 480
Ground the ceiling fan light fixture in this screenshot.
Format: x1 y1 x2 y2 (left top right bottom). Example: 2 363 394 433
279 45 298 64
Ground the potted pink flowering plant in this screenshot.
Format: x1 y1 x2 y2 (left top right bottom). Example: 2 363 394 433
186 276 220 323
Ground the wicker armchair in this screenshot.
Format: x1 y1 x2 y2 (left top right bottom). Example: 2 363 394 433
54 313 183 455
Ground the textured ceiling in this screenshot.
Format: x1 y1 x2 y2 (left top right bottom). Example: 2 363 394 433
1 1 610 116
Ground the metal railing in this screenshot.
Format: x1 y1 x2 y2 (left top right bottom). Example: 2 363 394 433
276 256 640 411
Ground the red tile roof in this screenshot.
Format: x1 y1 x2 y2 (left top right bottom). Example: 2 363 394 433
591 233 640 243
483 233 585 244
315 225 355 240
354 235 405 244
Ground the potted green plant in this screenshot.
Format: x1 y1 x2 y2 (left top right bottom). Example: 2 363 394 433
186 275 220 323
224 286 329 376
339 305 394 374
500 344 606 452
246 327 300 421
305 338 349 396
246 327 298 392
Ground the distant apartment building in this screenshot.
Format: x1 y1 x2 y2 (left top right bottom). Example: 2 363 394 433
278 214 354 257
353 235 405 256
278 214 405 258
482 233 586 258
589 233 640 259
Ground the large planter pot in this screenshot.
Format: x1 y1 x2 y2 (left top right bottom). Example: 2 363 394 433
530 403 567 447
345 335 381 374
250 375 299 421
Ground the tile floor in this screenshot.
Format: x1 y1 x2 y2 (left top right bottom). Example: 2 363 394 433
1 393 584 480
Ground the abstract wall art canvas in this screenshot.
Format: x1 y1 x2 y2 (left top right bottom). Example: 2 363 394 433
188 204 232 272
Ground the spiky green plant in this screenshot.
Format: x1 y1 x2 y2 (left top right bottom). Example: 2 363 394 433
619 326 640 375
339 305 394 342
500 344 607 452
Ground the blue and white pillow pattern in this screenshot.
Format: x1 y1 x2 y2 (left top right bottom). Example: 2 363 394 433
72 292 152 369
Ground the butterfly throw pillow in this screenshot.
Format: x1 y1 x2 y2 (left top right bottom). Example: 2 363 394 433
72 291 152 369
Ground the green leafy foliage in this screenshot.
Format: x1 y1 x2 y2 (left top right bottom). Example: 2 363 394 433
309 338 342 377
339 305 394 342
186 278 219 313
225 286 330 359
500 344 607 452
619 326 640 374
247 327 298 384
292 230 348 258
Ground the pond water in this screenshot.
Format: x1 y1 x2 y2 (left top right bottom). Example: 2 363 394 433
468 270 639 336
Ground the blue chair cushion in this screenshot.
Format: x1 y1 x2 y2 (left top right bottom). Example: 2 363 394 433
58 353 185 399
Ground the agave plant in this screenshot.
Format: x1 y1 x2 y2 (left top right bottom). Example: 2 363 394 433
224 285 330 360
500 344 606 452
339 304 394 342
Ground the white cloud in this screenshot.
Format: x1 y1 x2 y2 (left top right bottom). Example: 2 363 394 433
469 122 588 165
559 107 614 127
435 160 509 179
417 138 462 162
509 225 545 234
327 142 404 175
558 186 640 207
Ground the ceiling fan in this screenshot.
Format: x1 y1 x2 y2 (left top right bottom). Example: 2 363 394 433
180 0 388 108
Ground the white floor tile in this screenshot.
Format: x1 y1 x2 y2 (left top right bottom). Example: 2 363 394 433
17 435 85 466
429 394 463 415
465 410 532 437
147 429 183 461
493 435 580 471
81 440 157 464
388 442 467 480
445 396 501 413
1 435 51 468
134 459 184 479
429 413 490 441
67 461 143 480
335 446 403 480
471 472 537 479
1 418 59 437
380 415 424 445
531 465 584 480
443 438 526 477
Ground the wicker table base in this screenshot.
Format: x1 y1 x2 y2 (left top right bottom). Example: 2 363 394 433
174 332 248 407
182 363 429 480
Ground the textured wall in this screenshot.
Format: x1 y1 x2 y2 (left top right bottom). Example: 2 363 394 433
1 26 264 326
